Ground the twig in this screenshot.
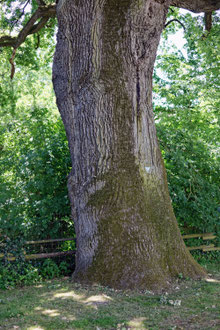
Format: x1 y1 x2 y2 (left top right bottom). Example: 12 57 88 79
11 0 31 29
165 18 186 31
35 34 40 49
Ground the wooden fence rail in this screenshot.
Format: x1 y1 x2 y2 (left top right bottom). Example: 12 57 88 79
25 237 75 245
183 232 220 252
0 234 219 261
0 237 75 261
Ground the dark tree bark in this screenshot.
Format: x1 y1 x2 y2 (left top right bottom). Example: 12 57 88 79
205 12 213 31
170 0 220 13
52 0 206 290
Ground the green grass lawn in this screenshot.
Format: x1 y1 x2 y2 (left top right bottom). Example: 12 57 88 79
0 262 219 330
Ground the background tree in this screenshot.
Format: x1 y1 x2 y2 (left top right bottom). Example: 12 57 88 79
154 8 220 243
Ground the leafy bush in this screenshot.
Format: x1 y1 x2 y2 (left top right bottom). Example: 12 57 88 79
0 106 72 240
192 250 220 266
0 234 74 289
0 258 73 289
0 262 42 289
40 259 61 279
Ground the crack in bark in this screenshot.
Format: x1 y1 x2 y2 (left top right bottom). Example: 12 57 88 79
136 66 141 119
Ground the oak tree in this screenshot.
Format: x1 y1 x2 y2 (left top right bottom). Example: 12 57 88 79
1 0 220 290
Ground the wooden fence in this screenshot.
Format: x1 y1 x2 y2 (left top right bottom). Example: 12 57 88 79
0 233 219 261
0 237 75 261
183 232 220 252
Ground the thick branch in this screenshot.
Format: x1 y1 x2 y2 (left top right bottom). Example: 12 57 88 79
0 4 56 48
170 0 220 13
0 36 16 47
29 17 50 35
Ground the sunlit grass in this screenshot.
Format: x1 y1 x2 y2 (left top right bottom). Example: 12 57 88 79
0 262 219 329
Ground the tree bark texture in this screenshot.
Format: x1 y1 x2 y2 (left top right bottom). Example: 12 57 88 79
170 0 220 13
53 0 205 290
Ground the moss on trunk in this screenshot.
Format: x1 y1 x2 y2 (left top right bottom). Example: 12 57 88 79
53 0 206 291
74 152 205 290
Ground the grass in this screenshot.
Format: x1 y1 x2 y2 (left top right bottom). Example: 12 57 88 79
0 262 219 329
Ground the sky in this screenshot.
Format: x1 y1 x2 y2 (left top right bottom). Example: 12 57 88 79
165 9 203 58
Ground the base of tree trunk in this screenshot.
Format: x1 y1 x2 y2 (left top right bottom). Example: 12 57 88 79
72 251 206 291
70 162 206 291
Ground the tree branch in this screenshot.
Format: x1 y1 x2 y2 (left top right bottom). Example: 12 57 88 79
9 48 17 80
170 0 220 13
0 36 16 47
11 0 31 29
36 0 46 5
0 4 56 48
205 12 213 31
29 16 50 35
165 18 186 31
0 3 56 79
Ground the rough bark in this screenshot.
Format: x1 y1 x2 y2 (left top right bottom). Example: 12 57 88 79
53 0 205 290
170 0 220 13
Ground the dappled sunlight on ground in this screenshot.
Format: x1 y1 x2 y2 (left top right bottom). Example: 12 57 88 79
53 290 113 307
34 285 44 288
41 309 60 317
30 287 115 325
128 317 147 328
53 290 85 301
205 278 220 283
85 294 113 303
0 272 219 330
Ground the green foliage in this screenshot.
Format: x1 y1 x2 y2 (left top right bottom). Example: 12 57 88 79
0 258 73 289
0 46 72 240
0 104 72 239
0 7 73 285
154 11 220 244
40 259 61 279
0 235 73 289
192 250 220 266
0 236 26 263
0 262 42 289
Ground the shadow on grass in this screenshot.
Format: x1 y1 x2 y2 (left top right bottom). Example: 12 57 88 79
0 272 220 329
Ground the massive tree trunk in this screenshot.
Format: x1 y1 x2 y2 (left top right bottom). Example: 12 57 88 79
52 0 205 290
